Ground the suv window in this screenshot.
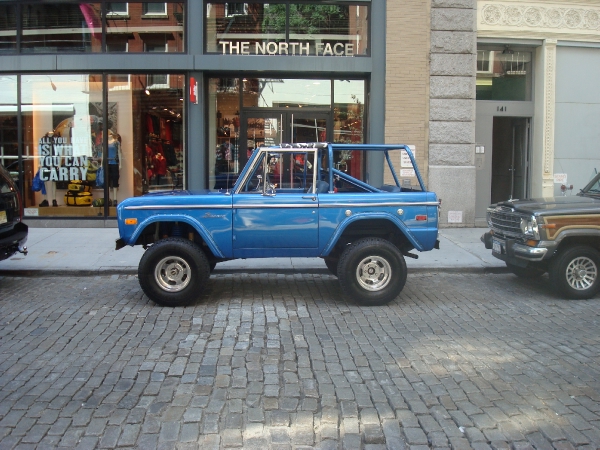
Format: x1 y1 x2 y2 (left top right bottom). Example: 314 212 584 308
238 149 316 193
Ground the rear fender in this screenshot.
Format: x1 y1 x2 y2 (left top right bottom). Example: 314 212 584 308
128 214 226 258
321 212 423 256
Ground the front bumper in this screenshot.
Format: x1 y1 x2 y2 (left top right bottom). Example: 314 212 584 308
481 231 555 265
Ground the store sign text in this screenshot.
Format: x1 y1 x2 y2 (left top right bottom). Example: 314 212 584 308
38 137 90 181
219 41 354 57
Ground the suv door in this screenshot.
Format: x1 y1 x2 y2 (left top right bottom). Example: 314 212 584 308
232 149 319 257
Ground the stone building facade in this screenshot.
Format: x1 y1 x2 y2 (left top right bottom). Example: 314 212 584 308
387 0 478 227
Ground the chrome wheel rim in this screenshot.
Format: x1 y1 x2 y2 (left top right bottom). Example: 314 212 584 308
155 256 191 292
356 255 392 291
566 256 597 291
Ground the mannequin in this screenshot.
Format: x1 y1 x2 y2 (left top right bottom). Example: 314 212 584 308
107 132 122 205
39 181 57 207
153 151 167 185
38 131 58 207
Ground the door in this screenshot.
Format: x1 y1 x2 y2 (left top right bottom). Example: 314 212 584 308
232 147 320 258
475 101 534 225
490 117 530 203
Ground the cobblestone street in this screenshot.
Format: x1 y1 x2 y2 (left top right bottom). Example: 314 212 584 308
0 272 599 449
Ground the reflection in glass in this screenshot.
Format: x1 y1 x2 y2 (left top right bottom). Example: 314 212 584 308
476 49 532 101
0 77 18 188
206 3 368 56
287 4 368 56
0 5 16 53
292 117 326 143
21 3 102 53
244 79 331 108
106 2 184 52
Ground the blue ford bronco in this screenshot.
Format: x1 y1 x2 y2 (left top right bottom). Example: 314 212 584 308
116 143 440 306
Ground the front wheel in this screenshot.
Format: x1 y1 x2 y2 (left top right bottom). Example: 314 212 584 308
138 237 210 306
549 246 600 299
337 237 407 306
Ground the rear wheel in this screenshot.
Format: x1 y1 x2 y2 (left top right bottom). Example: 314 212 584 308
549 245 600 299
506 262 545 278
138 237 210 306
337 237 407 306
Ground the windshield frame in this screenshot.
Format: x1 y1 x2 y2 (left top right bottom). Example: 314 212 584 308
580 171 600 197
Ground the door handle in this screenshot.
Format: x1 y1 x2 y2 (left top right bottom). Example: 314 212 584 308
302 196 317 201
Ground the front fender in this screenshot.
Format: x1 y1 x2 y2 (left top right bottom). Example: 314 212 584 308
320 212 424 256
128 214 226 259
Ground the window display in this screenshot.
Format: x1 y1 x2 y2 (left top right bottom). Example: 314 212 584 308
13 73 185 218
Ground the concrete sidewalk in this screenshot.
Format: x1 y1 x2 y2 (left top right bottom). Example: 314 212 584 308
0 226 506 276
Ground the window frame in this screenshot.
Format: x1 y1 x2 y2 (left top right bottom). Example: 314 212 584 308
143 2 168 16
225 3 248 17
107 2 129 17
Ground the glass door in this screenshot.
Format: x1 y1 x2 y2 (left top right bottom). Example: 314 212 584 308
241 110 329 151
290 113 329 144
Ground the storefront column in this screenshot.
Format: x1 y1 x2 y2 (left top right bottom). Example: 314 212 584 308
366 0 386 186
187 72 205 190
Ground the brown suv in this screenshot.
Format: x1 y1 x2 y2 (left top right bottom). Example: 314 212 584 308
482 172 600 299
0 163 28 261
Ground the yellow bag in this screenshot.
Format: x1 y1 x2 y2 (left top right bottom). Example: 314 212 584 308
64 191 93 206
68 180 92 193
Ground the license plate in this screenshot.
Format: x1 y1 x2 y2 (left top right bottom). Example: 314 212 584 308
492 239 504 255
0 210 6 225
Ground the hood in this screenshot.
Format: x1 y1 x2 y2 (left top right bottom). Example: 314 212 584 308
494 195 600 215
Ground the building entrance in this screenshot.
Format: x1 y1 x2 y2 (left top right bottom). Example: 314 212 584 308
208 77 365 191
490 117 530 204
475 102 533 226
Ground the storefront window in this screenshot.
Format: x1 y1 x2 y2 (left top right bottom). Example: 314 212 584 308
206 2 369 56
128 74 185 197
476 48 532 101
21 3 103 53
21 74 103 215
106 2 184 52
0 5 16 53
18 73 184 218
209 76 366 190
333 79 364 144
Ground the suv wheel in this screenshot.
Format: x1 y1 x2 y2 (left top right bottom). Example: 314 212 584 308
138 237 210 306
506 262 545 278
337 237 407 306
549 245 600 299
